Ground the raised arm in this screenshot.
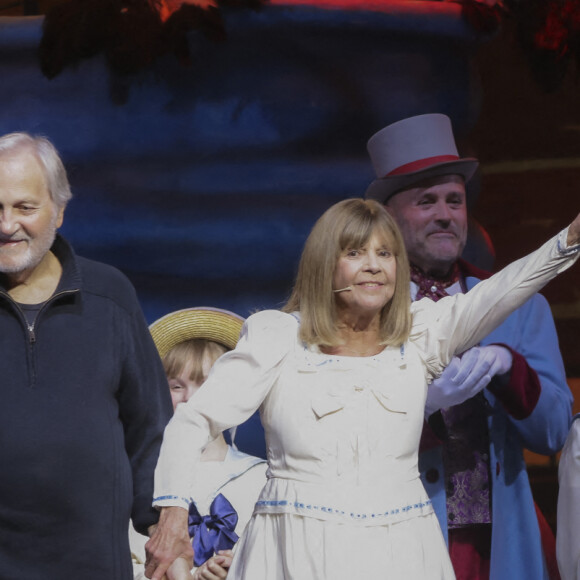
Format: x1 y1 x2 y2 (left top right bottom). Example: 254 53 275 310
412 218 580 379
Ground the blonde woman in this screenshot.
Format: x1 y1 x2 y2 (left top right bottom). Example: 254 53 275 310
147 199 580 580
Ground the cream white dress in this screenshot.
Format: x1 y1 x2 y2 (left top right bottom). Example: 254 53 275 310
154 229 579 580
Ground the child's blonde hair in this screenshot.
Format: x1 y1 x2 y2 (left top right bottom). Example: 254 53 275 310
163 339 228 382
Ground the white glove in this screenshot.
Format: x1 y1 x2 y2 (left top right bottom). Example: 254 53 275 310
425 345 513 418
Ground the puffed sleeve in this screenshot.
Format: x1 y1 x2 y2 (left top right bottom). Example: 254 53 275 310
410 228 579 382
153 310 297 508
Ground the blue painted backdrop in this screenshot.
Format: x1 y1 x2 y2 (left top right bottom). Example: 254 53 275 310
0 4 492 455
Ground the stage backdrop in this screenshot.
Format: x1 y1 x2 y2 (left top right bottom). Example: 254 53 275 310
0 1 493 455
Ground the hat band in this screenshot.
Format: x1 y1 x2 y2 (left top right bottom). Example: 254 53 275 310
384 155 460 177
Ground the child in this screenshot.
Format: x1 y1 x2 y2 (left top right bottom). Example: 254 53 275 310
131 307 267 580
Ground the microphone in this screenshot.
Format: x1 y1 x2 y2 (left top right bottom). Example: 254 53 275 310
333 286 353 293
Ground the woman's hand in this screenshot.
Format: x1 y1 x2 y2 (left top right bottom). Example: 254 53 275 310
567 213 580 247
145 506 193 580
193 550 234 580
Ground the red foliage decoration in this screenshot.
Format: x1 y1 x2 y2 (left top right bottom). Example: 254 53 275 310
39 0 264 79
505 0 580 90
38 0 580 94
534 0 580 54
460 1 502 36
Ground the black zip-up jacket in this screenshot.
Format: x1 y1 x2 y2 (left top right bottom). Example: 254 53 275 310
0 235 173 579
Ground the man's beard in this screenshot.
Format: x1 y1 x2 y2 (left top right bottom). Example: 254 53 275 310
0 218 59 275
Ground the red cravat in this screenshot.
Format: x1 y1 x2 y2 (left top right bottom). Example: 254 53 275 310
410 263 461 301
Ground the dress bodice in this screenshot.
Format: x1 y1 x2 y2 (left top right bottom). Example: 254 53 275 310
255 320 433 525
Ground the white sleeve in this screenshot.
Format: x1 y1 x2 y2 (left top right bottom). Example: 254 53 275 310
410 228 579 381
557 418 580 580
153 310 297 508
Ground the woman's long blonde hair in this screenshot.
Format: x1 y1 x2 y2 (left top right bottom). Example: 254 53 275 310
283 198 412 347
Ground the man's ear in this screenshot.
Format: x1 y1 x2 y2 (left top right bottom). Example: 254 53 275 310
56 206 65 229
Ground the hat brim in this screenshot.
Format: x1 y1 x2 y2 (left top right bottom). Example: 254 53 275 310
365 158 479 204
149 307 245 359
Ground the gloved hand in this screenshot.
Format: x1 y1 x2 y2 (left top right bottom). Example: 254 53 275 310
424 345 513 418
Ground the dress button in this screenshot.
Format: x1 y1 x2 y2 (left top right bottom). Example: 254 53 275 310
430 285 438 293
481 453 489 462
426 468 439 483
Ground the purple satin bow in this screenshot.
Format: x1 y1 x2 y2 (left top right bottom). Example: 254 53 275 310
188 493 239 566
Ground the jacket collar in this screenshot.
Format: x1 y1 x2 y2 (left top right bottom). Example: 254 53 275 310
51 234 82 293
457 258 491 291
457 258 492 281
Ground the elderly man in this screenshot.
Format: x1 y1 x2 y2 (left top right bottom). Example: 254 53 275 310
365 113 571 580
0 132 173 579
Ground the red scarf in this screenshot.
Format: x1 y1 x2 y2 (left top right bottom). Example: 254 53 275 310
410 262 461 301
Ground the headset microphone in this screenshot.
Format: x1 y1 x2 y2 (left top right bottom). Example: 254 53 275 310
332 286 353 293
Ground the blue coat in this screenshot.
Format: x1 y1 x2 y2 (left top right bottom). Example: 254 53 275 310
0 236 173 579
419 268 572 580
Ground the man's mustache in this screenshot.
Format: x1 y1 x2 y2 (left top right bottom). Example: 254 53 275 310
0 236 28 243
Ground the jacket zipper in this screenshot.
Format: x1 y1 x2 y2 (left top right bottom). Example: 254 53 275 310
0 289 79 385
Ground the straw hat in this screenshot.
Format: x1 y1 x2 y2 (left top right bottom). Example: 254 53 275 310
149 307 245 359
365 113 479 204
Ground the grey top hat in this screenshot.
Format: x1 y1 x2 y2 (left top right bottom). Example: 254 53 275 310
365 113 479 204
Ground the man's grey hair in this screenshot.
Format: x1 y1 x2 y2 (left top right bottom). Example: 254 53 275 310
0 132 72 208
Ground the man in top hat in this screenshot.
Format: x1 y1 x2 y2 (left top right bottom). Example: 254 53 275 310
365 113 571 579
0 132 173 579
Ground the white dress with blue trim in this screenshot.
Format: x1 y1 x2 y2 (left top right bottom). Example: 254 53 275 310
154 229 579 579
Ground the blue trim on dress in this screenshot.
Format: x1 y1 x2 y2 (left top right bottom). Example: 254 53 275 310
255 498 432 520
153 494 191 504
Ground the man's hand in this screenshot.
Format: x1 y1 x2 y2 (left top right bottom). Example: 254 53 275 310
145 506 193 580
425 345 513 417
193 550 234 580
167 556 195 580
